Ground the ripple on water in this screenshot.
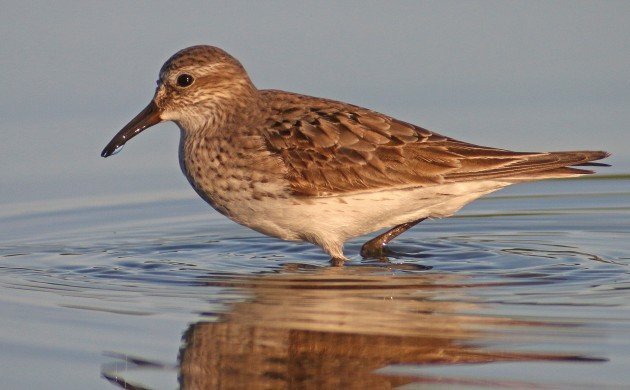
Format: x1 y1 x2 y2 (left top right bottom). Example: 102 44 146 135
0 216 626 309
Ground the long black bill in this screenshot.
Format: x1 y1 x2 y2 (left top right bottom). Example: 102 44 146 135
101 101 162 157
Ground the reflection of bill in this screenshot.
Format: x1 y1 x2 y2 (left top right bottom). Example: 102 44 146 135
177 266 603 389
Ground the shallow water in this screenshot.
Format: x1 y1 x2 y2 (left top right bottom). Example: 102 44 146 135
0 177 628 389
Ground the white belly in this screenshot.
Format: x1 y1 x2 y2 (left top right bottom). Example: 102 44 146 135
229 180 511 258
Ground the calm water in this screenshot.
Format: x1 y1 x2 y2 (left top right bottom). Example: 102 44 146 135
0 177 628 389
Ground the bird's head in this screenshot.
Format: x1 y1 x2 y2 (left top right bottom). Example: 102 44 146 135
101 45 256 158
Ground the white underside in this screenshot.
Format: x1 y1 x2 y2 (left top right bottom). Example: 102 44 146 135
225 180 512 258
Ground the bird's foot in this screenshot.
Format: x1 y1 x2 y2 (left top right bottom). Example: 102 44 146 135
329 257 346 267
360 219 426 260
360 241 389 261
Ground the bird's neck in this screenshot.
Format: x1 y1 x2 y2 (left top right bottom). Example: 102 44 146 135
176 84 262 136
175 85 272 183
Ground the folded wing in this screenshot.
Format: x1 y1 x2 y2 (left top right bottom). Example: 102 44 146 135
262 91 609 196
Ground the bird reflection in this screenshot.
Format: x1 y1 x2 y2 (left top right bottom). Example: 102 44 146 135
172 265 601 389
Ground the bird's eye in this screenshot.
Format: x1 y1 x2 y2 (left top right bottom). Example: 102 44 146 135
176 74 194 88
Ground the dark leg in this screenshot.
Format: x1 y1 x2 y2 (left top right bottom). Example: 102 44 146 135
360 218 426 259
330 257 345 267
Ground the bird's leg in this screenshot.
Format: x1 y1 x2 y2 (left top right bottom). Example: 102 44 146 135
360 218 426 259
330 257 346 267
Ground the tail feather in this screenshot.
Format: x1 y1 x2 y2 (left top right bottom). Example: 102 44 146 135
572 161 611 167
448 150 610 182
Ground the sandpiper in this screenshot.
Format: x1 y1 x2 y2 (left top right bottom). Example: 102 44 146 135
102 45 609 262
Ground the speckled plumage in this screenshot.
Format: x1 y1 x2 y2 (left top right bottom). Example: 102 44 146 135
102 45 609 261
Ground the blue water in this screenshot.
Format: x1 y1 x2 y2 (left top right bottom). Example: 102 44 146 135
0 177 628 389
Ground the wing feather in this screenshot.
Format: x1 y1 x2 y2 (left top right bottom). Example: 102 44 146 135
261 90 609 196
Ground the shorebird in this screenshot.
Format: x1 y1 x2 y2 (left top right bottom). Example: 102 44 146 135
101 45 609 262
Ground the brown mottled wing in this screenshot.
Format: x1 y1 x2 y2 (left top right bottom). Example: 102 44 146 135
261 91 609 196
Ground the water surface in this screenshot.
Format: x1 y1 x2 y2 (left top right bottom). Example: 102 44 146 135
0 177 628 389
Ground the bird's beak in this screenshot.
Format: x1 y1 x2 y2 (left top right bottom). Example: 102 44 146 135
101 100 163 157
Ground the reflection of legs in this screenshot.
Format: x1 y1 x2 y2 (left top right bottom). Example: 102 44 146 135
360 218 426 258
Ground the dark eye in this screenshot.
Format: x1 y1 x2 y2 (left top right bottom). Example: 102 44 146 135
176 74 194 87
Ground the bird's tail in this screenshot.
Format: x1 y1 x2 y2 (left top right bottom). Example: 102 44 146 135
449 150 611 182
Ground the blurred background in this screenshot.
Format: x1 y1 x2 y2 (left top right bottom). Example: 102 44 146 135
1 1 628 205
